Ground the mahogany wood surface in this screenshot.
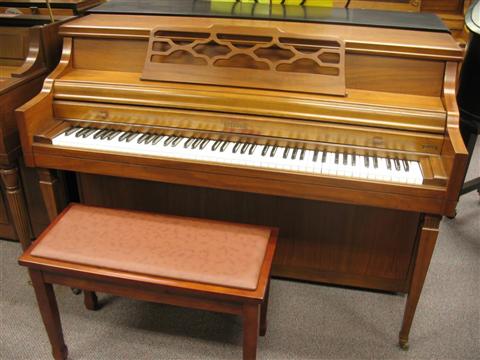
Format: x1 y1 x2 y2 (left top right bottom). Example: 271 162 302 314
19 204 278 360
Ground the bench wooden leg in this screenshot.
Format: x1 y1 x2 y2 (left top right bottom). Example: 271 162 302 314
83 291 100 311
259 280 270 336
242 303 260 360
29 270 68 360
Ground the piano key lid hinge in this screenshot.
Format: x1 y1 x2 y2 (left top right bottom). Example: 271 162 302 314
141 25 346 97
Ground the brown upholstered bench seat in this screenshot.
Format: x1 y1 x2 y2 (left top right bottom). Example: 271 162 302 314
19 204 278 360
30 204 271 290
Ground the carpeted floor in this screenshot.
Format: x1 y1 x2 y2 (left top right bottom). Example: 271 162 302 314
1 143 479 360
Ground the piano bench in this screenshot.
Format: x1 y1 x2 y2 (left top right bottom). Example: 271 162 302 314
19 203 278 360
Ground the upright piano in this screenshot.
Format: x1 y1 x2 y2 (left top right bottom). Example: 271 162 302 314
0 13 74 248
15 2 467 348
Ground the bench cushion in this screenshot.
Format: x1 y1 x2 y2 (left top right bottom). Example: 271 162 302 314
31 204 272 290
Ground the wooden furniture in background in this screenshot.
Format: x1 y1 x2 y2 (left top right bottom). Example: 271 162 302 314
15 11 466 349
0 14 74 249
0 0 104 16
19 203 278 360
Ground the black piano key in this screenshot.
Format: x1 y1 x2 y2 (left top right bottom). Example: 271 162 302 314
212 139 221 151
240 142 249 154
107 131 120 140
334 152 339 164
386 158 392 170
270 145 278 157
164 135 175 146
352 154 356 166
100 129 114 140
118 132 130 142
82 128 97 138
145 134 158 144
283 147 290 159
172 137 182 147
373 156 378 169
220 141 229 152
343 153 348 165
184 137 195 148
93 129 107 139
191 138 203 149
233 141 242 153
394 159 401 171
313 149 319 162
64 127 80 136
152 135 165 145
248 143 257 155
402 160 410 172
291 147 298 160
137 133 149 144
261 145 270 156
75 128 89 137
199 138 209 150
364 156 370 168
322 151 327 163
300 148 306 160
126 132 139 142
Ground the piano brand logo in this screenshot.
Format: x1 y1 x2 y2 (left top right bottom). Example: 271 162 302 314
422 144 438 150
224 120 248 131
372 137 384 145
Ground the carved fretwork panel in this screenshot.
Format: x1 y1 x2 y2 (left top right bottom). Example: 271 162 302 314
142 26 346 96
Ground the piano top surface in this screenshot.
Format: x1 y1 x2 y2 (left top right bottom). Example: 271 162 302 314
60 13 462 59
87 0 449 33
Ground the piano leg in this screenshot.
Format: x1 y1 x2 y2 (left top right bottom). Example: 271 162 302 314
38 168 68 222
37 168 99 311
399 214 441 350
0 166 33 250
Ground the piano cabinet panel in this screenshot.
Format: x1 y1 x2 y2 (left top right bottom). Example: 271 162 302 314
77 173 420 293
72 37 446 97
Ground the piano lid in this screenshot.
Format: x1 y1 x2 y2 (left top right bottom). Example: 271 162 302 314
88 0 449 33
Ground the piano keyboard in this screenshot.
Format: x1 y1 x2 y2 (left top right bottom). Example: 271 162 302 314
52 127 424 184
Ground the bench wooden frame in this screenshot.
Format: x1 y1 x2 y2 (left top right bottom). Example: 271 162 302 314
19 204 278 360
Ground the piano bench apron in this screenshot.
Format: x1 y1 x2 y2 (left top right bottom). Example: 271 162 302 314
19 203 278 360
